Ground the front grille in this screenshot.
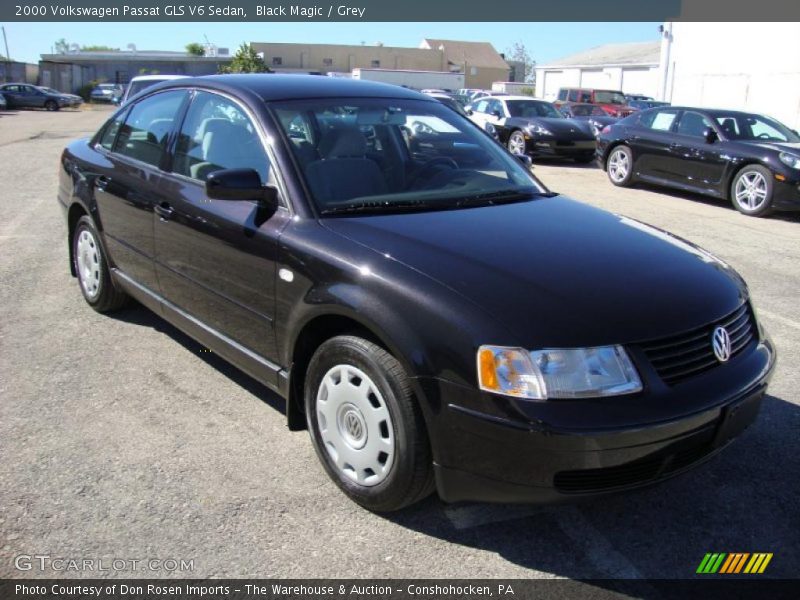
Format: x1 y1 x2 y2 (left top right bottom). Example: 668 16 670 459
639 303 756 386
554 436 716 494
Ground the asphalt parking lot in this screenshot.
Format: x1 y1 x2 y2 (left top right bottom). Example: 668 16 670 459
1 106 798 582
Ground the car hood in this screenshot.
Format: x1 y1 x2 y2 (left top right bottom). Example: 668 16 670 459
522 117 595 140
322 197 747 347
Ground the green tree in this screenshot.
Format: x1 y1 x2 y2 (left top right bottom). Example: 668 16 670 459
54 38 69 53
505 41 536 84
219 43 272 74
80 45 119 52
185 42 205 57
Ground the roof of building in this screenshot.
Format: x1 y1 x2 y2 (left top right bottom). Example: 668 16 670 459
539 41 661 68
421 39 509 70
40 51 231 63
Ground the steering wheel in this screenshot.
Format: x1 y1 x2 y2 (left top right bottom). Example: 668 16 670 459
407 157 459 190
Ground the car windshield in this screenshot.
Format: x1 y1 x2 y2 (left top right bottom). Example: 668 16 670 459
570 104 606 117
594 91 627 105
272 97 545 215
713 113 800 143
506 100 563 119
98 84 117 90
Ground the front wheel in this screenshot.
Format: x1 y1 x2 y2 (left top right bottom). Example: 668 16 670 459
72 215 128 312
606 145 634 186
305 335 434 512
507 130 527 155
731 165 774 217
45 100 59 111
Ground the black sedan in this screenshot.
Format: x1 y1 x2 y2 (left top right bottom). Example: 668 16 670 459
0 83 79 111
467 96 597 163
598 106 800 216
558 102 618 137
58 75 774 510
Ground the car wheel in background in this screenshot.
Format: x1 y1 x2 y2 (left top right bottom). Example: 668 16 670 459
45 100 59 111
72 215 128 312
606 145 634 186
731 165 774 217
305 335 434 512
507 130 527 155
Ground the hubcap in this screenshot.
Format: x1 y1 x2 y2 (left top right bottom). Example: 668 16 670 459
608 149 629 182
508 133 526 154
316 364 395 487
75 228 101 299
734 171 768 210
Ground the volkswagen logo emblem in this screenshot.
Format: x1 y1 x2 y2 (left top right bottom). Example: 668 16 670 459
712 326 732 363
344 412 363 440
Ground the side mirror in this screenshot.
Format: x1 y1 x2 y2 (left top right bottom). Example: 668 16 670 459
465 107 473 116
491 110 503 119
513 153 533 168
703 128 718 144
206 168 278 209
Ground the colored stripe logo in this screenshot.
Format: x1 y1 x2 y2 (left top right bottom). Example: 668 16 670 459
697 552 773 574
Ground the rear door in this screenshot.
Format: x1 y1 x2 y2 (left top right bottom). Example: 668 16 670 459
628 108 683 183
153 90 291 367
93 89 189 291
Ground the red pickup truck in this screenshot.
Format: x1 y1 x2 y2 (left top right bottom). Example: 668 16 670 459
555 87 636 118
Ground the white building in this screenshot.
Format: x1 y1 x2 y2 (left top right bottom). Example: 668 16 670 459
658 22 800 130
535 41 661 101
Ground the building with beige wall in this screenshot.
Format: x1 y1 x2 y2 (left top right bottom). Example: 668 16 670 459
250 39 510 89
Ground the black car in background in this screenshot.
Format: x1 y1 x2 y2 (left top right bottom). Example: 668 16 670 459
628 99 670 111
59 75 774 510
468 96 597 163
0 83 80 111
598 106 800 216
559 102 618 137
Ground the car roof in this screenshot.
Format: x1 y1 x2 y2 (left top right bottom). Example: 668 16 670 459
155 74 434 102
500 95 548 102
130 74 188 82
639 106 763 117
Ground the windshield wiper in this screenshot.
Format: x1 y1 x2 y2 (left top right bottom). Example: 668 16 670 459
456 189 556 208
320 199 436 215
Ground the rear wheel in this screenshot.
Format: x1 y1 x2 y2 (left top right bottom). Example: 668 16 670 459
72 215 128 312
305 335 434 512
731 165 774 217
45 100 59 111
606 145 633 186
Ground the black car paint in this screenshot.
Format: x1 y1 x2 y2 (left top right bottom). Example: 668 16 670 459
597 107 800 210
497 116 597 159
58 76 775 504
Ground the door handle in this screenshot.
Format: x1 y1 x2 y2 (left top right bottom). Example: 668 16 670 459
154 202 174 221
95 175 110 189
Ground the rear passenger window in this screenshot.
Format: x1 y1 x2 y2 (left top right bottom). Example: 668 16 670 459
567 90 579 102
114 90 186 167
172 91 269 183
641 109 679 132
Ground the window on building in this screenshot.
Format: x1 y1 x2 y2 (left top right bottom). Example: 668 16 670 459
371 60 380 68
322 58 333 67
272 57 282 66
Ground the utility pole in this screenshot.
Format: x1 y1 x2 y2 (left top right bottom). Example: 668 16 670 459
2 26 10 62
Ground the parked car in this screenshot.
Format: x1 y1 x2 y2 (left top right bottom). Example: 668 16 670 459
597 106 800 216
423 91 469 117
0 83 79 111
90 83 124 103
558 102 618 137
625 94 654 103
38 87 83 108
121 75 188 105
556 87 636 117
0 92 6 111
59 75 775 510
629 99 671 111
467 95 597 162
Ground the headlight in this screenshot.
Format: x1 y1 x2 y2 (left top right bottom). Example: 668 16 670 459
528 124 552 136
779 152 800 169
477 345 642 400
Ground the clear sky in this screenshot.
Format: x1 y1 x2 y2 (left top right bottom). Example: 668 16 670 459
3 22 660 65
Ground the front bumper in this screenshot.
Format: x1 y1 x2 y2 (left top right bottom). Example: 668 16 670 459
771 174 800 210
525 136 597 158
419 337 775 504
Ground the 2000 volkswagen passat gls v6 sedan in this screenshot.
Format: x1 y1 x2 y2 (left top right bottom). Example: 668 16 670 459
58 75 775 511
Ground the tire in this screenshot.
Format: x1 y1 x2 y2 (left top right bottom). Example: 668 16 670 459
304 335 434 512
72 215 128 312
574 154 596 165
507 130 527 155
730 164 774 217
45 100 59 111
606 145 634 186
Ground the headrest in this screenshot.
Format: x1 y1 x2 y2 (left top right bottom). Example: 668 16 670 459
319 127 367 158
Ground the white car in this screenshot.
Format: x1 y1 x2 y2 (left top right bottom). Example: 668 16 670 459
122 75 188 105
